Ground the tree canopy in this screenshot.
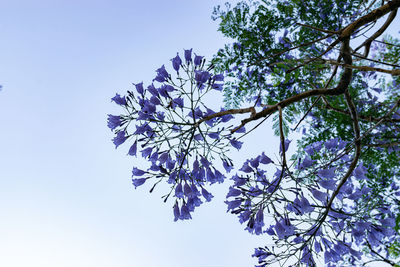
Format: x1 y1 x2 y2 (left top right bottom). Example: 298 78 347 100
109 0 400 265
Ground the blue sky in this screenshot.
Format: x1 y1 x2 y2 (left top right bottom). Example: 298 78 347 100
1 1 398 267
0 1 273 266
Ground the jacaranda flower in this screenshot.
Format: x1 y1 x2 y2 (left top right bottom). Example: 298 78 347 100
194 54 204 66
171 53 182 72
111 93 127 105
132 178 146 188
107 114 121 130
184 48 192 62
113 131 127 148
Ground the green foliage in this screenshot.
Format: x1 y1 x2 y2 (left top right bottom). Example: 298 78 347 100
212 0 400 265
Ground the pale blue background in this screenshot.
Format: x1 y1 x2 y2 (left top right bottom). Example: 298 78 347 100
0 1 270 266
0 1 397 266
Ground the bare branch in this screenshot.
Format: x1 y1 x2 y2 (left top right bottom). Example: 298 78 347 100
323 59 400 75
354 9 397 57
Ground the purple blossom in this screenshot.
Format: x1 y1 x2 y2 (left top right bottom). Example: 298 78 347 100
113 131 127 148
252 248 271 263
312 189 328 203
149 151 158 163
107 114 122 130
214 170 225 183
239 210 252 224
201 188 213 202
154 65 169 82
175 183 184 198
206 168 216 183
230 139 243 150
381 217 396 227
194 54 204 66
137 111 150 121
319 179 337 191
173 97 184 109
166 158 176 170
292 195 314 214
318 167 336 179
128 141 137 156
132 178 146 188
111 93 127 105
158 85 169 98
191 184 201 197
149 163 160 172
259 152 273 164
353 163 367 180
187 196 202 211
171 53 182 72
135 82 144 95
305 141 322 156
223 160 233 173
134 124 151 135
227 186 242 198
142 101 156 114
240 162 253 173
208 132 219 139
180 204 192 220
298 155 314 169
200 157 210 168
266 177 279 193
314 241 322 253
150 96 161 106
235 126 246 133
255 208 264 229
194 70 211 87
299 196 314 213
212 83 223 91
301 246 314 265
274 219 294 239
232 175 247 187
194 134 203 141
250 157 260 168
141 147 153 158
132 167 146 176
275 221 286 239
348 189 363 200
225 199 242 211
221 114 234 122
325 138 338 150
266 225 275 236
164 84 175 92
158 152 169 164
191 107 203 119
173 203 180 221
213 74 224 81
184 183 193 198
184 48 192 62
147 84 159 96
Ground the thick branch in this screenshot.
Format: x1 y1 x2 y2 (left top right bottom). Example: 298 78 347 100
354 10 397 57
339 0 400 39
238 39 353 128
323 100 400 123
364 141 400 147
196 106 255 126
323 60 400 76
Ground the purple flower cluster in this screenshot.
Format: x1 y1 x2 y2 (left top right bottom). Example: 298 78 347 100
224 137 400 265
108 50 241 220
108 45 400 265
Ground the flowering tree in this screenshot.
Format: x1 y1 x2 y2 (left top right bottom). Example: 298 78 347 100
109 0 400 266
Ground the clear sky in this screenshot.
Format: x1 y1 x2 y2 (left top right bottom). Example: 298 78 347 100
0 1 398 267
0 1 273 267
